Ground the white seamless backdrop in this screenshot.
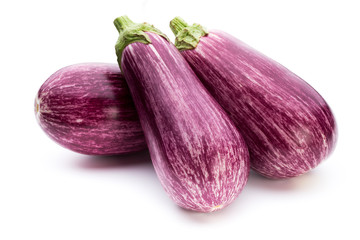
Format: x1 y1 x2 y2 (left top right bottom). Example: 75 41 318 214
0 0 359 239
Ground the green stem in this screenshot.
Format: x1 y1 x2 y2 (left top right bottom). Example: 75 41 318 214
169 17 189 36
169 17 208 51
114 15 169 68
114 15 135 33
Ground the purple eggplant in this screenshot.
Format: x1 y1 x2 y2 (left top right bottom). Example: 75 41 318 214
170 17 337 179
114 16 249 212
35 63 146 155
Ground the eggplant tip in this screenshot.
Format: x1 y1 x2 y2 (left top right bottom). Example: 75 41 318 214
210 204 224 212
35 97 41 119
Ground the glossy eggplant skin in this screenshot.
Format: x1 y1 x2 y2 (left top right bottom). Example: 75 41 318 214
35 63 146 155
178 30 337 179
119 31 249 212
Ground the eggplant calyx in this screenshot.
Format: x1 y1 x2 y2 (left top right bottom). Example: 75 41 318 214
170 16 209 51
114 15 169 65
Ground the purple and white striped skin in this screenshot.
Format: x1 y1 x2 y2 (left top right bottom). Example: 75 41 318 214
115 17 249 212
35 63 146 155
171 19 337 179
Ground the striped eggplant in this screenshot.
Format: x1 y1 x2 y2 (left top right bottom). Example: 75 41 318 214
170 17 337 179
114 16 249 212
35 63 146 155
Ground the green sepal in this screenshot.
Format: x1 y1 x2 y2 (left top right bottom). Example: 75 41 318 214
170 17 208 51
114 15 169 66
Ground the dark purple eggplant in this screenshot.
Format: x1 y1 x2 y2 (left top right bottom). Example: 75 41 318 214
170 17 337 179
35 63 146 155
114 16 249 212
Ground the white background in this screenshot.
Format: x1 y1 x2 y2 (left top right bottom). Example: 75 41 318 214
1 0 359 239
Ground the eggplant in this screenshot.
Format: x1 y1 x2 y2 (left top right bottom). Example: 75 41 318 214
35 63 146 155
114 16 249 212
170 17 337 179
